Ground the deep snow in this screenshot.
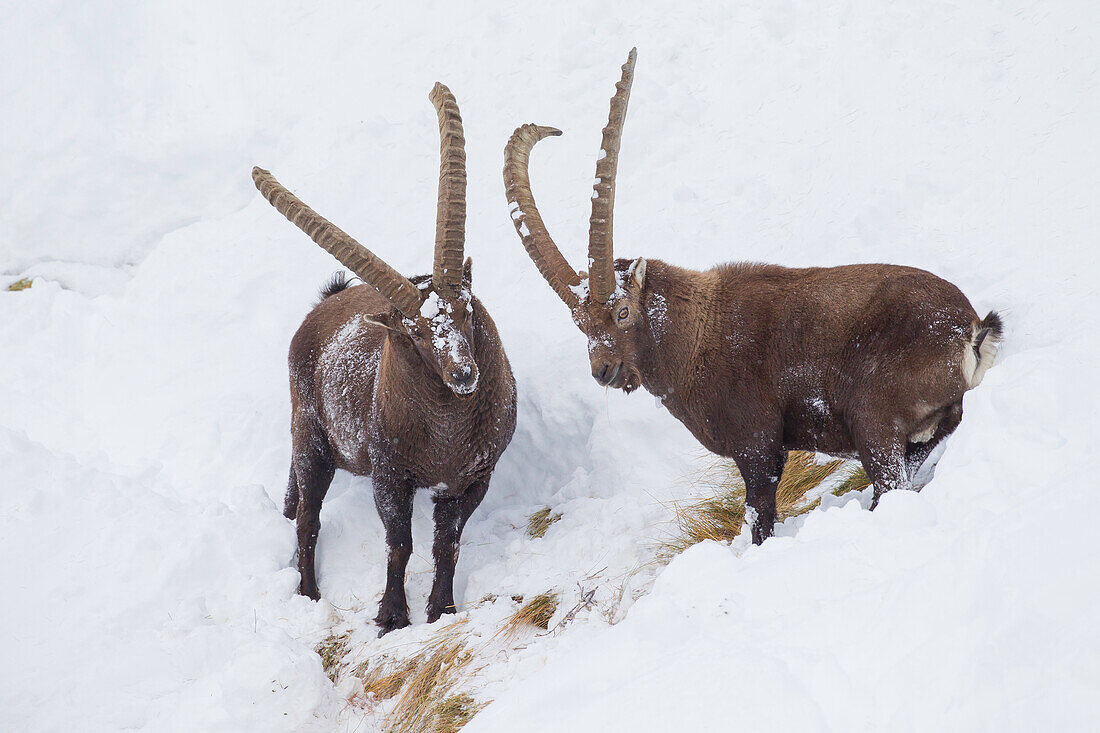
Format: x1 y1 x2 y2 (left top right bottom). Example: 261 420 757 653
2 1 1099 731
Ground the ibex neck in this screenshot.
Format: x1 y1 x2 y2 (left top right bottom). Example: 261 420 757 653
638 260 718 402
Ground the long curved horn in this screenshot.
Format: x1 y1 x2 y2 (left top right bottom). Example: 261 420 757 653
588 47 637 305
504 124 582 309
253 167 424 317
428 83 467 298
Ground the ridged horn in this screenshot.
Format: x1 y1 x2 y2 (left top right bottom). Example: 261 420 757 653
428 83 467 298
588 47 637 305
252 167 424 317
504 124 582 309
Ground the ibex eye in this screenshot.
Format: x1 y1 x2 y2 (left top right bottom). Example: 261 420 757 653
618 307 629 320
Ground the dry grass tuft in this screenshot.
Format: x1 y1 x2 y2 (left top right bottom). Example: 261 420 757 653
776 451 846 516
663 486 746 557
384 621 478 733
661 451 868 558
832 465 871 496
6 277 32 292
316 631 352 683
499 592 560 640
339 620 480 732
526 506 562 538
356 657 418 701
431 693 486 733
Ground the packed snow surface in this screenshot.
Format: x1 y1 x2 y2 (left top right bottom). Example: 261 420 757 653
3 1 1099 731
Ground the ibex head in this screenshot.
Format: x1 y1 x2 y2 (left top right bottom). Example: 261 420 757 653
505 49 647 392
256 83 480 396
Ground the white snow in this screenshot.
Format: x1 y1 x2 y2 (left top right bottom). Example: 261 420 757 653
3 1 1099 732
646 291 668 338
420 290 442 319
568 277 590 301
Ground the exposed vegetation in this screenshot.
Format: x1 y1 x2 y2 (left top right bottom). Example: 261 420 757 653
6 277 32 291
661 450 871 558
499 592 560 641
831 466 872 496
526 506 562 538
776 451 847 516
316 631 352 684
431 693 485 733
356 657 418 701
385 628 475 733
340 620 485 732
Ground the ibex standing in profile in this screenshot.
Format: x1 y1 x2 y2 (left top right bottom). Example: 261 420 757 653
256 84 516 635
504 49 1001 544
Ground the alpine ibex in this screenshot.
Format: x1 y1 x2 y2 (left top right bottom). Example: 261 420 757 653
255 83 516 635
504 49 1002 544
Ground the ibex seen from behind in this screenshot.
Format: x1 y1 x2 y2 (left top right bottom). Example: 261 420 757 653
256 83 516 635
504 49 1002 544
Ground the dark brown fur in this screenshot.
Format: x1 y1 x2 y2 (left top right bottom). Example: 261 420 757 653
504 50 1001 545
285 272 516 634
578 257 1001 543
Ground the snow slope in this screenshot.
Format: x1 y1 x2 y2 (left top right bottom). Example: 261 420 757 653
2 1 1098 731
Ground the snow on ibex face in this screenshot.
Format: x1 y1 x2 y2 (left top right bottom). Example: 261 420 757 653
410 288 479 395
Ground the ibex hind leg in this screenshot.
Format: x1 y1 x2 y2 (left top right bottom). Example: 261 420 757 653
734 446 786 545
283 464 300 520
292 439 336 600
905 401 963 491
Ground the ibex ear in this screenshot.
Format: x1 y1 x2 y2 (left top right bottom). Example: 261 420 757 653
463 257 473 287
362 309 405 332
627 257 647 289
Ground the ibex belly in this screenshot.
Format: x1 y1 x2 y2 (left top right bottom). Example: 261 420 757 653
782 407 860 458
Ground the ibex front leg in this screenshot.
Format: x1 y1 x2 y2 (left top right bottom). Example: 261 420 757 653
426 476 490 623
373 470 414 636
853 419 910 510
734 444 786 545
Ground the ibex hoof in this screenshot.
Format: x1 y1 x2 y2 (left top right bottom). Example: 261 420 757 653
426 602 457 624
375 607 411 637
